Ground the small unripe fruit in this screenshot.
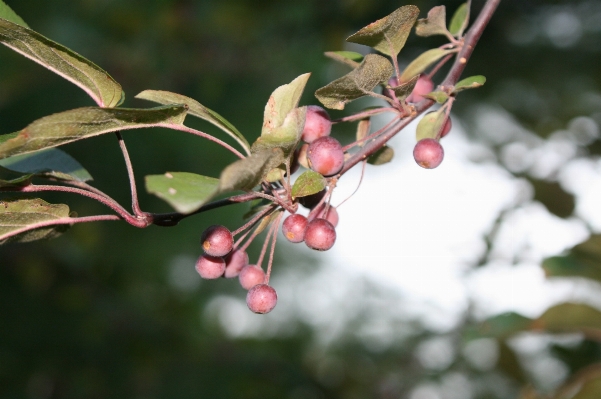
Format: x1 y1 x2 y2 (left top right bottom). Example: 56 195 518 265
310 204 339 227
413 138 444 169
224 249 249 278
201 225 233 257
301 105 332 143
305 218 336 251
195 255 226 279
299 188 326 209
246 284 277 314
308 136 345 177
407 75 434 103
282 214 308 243
238 265 266 290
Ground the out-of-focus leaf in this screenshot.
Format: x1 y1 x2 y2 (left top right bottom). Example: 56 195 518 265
466 312 533 340
252 107 306 156
324 51 363 69
399 48 454 82
219 148 285 193
533 303 601 337
415 6 448 37
0 132 18 146
0 18 123 107
135 90 250 155
449 2 470 37
367 146 394 165
0 1 28 28
291 170 326 198
254 209 282 235
425 90 449 104
416 108 447 141
554 365 601 399
0 148 92 182
315 54 394 110
356 118 371 147
346 5 419 57
497 340 529 384
0 166 32 187
454 75 486 92
0 198 70 244
145 172 220 214
543 235 601 283
261 73 310 137
0 105 188 160
391 74 419 100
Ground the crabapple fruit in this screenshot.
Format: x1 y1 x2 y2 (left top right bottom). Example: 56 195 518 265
441 117 452 138
297 143 310 169
238 265 266 290
301 105 332 143
310 204 339 227
282 214 308 243
246 284 277 314
413 138 444 169
305 218 336 251
224 249 249 278
407 75 434 103
200 225 233 257
308 136 344 177
195 255 226 279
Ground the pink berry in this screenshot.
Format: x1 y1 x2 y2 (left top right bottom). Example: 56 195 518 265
297 143 310 169
309 204 339 227
407 75 434 103
238 265 266 290
413 138 444 169
246 284 277 314
224 249 249 278
301 105 332 143
282 214 308 243
304 218 336 251
308 136 345 177
441 117 452 138
200 225 233 257
195 255 226 279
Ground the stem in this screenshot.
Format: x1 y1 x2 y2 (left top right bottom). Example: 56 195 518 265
342 115 401 152
265 212 283 284
332 107 398 124
161 123 246 160
256 219 277 269
231 204 276 236
115 132 145 217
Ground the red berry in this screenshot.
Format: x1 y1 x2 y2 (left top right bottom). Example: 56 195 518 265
308 136 345 177
246 284 277 314
238 265 266 290
195 255 226 279
301 105 332 143
309 204 339 227
224 249 249 278
413 138 444 169
407 75 434 103
201 225 233 257
282 214 308 243
441 117 452 138
304 218 336 251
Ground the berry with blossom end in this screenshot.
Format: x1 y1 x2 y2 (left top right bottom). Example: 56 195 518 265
239 265 266 290
195 255 226 279
301 105 332 143
308 136 345 177
201 225 233 257
246 284 278 314
282 214 308 243
305 218 336 251
413 138 444 169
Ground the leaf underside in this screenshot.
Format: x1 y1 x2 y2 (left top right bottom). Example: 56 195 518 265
0 198 71 244
291 170 326 198
0 148 92 182
415 6 448 37
400 48 454 82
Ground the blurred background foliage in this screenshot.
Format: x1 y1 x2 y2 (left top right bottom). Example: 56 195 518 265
2 0 601 398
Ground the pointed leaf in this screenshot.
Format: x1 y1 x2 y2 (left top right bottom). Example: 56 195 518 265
135 90 250 154
291 170 326 198
542 235 601 284
453 75 486 92
219 147 285 193
0 148 92 182
367 146 394 165
324 51 363 69
0 198 70 244
400 48 454 82
416 108 448 141
252 107 306 156
0 1 28 28
356 118 371 147
415 6 449 37
0 105 188 160
390 74 420 100
346 5 419 57
262 73 311 136
315 54 394 110
0 18 123 107
449 2 470 37
0 166 33 187
533 303 601 336
145 172 220 214
425 90 450 104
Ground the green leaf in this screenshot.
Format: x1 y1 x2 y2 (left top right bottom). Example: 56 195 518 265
449 2 470 37
534 303 601 336
415 6 449 37
453 75 486 92
145 172 220 214
0 131 18 146
399 48 454 82
0 198 71 244
542 235 601 284
324 51 363 69
219 147 285 193
424 90 449 104
252 106 307 156
346 5 419 57
367 146 394 165
0 18 123 107
0 167 33 188
315 54 394 110
416 109 448 141
0 1 28 28
356 118 371 147
262 73 311 137
135 90 250 155
390 74 420 100
291 170 326 198
466 312 533 340
0 105 188 160
0 148 92 182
